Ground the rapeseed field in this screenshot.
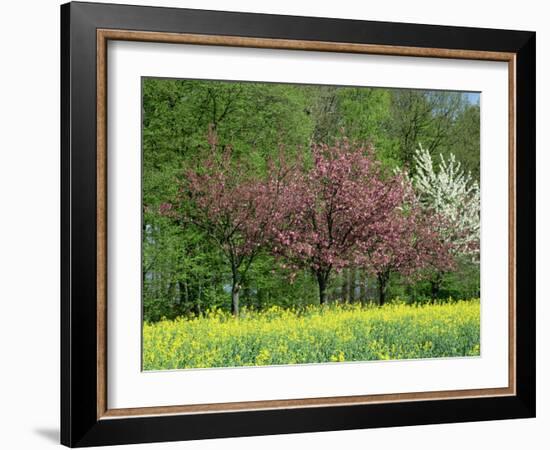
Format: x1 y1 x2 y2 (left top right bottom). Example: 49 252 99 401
143 300 480 370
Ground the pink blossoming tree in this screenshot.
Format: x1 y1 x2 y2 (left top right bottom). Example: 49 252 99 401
166 128 291 316
361 186 455 305
271 139 408 304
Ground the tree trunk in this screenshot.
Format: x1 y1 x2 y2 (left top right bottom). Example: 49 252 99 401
177 280 186 315
343 269 351 302
184 280 189 303
359 271 367 304
231 284 240 316
377 272 389 306
378 285 386 306
352 268 360 302
178 281 186 304
316 271 329 305
341 270 346 302
430 271 443 301
194 280 202 316
231 267 240 316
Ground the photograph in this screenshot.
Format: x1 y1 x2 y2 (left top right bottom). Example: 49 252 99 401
141 78 482 371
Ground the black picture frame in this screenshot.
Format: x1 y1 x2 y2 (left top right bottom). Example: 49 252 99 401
61 1 535 447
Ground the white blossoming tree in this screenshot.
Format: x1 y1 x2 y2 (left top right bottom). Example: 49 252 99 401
405 144 480 296
411 144 480 259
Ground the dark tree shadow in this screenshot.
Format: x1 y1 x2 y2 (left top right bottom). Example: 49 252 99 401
34 428 59 444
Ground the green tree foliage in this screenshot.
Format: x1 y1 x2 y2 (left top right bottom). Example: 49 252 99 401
446 103 481 180
387 91 474 173
142 77 481 321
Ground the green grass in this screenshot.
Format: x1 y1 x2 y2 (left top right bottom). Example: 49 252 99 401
143 300 480 370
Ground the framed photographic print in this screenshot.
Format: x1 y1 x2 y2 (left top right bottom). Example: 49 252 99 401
60 1 536 447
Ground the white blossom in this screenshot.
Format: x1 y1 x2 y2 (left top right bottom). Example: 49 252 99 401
407 144 480 261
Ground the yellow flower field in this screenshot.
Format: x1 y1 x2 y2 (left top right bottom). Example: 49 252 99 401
143 300 480 370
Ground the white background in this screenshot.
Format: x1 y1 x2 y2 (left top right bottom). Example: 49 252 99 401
108 41 509 408
0 0 546 449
